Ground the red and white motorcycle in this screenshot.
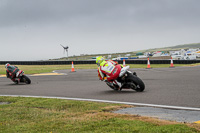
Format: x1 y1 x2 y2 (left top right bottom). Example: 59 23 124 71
105 65 145 92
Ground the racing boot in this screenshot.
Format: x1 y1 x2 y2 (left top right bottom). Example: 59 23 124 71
114 80 122 91
13 78 20 84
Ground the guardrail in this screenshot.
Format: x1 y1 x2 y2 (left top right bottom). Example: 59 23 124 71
0 60 200 65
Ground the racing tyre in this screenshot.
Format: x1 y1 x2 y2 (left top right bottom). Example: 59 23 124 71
129 75 145 92
22 75 31 84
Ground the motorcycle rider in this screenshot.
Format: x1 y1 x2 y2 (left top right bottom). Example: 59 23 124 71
96 56 123 90
5 63 21 84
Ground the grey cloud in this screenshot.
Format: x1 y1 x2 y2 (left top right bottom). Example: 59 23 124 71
0 0 200 60
1 0 200 28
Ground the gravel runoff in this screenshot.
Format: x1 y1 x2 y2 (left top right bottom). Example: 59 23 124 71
114 107 200 123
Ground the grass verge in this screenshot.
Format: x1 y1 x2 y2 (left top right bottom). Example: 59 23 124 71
0 96 199 132
0 63 200 75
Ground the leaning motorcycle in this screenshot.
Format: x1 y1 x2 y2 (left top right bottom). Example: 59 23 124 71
105 65 145 92
10 70 31 84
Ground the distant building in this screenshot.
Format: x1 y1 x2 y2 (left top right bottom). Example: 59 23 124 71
136 52 143 56
125 54 131 57
107 55 112 59
144 52 151 56
169 51 181 55
180 49 186 56
152 51 163 57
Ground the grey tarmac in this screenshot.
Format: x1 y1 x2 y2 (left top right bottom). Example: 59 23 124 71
0 66 200 123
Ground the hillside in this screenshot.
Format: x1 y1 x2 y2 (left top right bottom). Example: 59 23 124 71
137 43 200 53
50 43 200 61
167 43 200 49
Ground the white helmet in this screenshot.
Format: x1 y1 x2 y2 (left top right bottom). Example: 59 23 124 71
5 63 10 68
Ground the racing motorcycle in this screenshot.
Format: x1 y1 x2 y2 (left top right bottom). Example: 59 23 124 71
9 70 31 84
105 66 145 92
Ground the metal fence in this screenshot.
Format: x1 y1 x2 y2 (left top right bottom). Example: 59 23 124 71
0 60 200 65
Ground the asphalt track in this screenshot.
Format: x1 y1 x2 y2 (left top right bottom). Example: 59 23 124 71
1 66 200 123
0 66 200 108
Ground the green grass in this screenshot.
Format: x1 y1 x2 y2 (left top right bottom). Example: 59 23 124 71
1 63 200 75
0 96 199 133
0 65 97 75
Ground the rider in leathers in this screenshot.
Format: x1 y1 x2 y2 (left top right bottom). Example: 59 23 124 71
5 63 21 84
96 56 123 90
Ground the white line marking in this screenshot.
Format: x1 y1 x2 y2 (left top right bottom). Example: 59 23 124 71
1 95 200 111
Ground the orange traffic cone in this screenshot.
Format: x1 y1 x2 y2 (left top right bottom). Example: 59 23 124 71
123 59 126 67
71 61 76 72
146 58 152 69
170 57 175 68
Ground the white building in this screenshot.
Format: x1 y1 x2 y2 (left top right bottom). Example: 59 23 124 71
170 51 181 56
152 51 162 57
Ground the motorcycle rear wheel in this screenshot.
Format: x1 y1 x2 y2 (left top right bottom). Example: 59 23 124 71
21 75 31 84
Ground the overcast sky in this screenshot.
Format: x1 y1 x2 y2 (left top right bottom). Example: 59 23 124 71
0 0 200 61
